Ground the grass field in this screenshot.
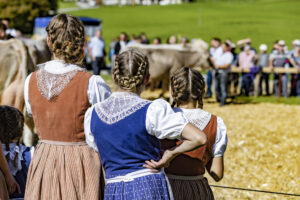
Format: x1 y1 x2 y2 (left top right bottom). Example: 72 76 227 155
62 0 300 51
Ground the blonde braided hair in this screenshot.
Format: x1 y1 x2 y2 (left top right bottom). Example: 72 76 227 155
113 49 149 92
46 14 85 65
170 67 205 108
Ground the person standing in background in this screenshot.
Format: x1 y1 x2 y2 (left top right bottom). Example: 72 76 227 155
0 23 7 40
270 40 290 97
289 41 300 97
211 42 233 106
89 29 106 75
207 37 222 98
1 19 17 39
289 40 300 96
114 32 128 56
257 44 270 96
153 37 161 45
239 45 255 96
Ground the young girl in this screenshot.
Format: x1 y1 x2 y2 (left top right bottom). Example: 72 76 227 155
162 67 228 200
84 49 208 199
24 14 111 199
0 106 30 199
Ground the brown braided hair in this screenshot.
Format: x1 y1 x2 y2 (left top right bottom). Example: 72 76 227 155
0 106 24 168
113 49 149 93
46 14 85 65
170 67 205 108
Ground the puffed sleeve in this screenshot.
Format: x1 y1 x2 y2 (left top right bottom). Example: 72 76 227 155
212 117 228 157
84 107 99 152
145 99 188 139
87 75 111 105
24 73 32 117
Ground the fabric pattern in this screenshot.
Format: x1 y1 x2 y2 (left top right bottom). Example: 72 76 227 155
25 142 104 200
168 176 214 200
94 92 150 125
2 143 29 176
36 69 83 100
178 108 211 131
105 173 170 200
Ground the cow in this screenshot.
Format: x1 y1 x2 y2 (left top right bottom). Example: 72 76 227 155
0 38 51 146
126 39 210 96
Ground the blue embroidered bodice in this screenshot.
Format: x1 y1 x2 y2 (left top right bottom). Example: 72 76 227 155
91 93 162 178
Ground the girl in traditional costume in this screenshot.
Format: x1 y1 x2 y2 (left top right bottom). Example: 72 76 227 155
84 49 208 200
0 106 27 199
162 67 228 200
24 14 111 200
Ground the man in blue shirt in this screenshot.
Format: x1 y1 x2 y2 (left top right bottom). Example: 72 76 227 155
89 30 105 75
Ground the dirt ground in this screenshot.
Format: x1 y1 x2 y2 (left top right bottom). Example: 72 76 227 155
203 103 300 200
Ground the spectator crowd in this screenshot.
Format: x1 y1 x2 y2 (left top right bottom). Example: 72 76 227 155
1 18 300 105
100 31 300 106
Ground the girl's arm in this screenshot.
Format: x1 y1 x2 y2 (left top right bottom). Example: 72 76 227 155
206 156 224 182
144 123 207 169
0 142 20 194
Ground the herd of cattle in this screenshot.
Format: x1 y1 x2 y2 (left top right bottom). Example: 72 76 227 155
0 38 210 147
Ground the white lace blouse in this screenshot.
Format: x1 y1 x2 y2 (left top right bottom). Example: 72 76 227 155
84 92 189 151
179 108 228 157
24 60 111 116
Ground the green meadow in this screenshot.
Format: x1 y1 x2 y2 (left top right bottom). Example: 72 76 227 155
63 0 300 50
61 0 300 105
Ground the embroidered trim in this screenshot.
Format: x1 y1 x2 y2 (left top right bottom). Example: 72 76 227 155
95 92 150 125
182 109 212 130
36 68 84 100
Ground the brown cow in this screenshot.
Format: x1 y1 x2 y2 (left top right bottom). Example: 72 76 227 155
126 39 210 94
0 38 51 146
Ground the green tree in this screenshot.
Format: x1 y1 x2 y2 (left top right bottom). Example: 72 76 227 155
0 0 57 33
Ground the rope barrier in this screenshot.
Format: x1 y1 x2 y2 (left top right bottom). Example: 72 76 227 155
210 185 300 197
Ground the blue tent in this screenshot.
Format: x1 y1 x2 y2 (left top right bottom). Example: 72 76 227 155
34 16 102 37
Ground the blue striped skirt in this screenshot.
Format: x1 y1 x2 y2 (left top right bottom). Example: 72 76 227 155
105 173 171 200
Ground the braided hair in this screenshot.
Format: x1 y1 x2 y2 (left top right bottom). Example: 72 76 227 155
113 49 149 93
46 14 85 65
170 67 205 108
0 106 24 168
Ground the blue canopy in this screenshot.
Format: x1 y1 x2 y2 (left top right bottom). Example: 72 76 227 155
34 17 102 28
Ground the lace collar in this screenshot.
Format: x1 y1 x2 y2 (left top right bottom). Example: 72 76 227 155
37 60 84 74
179 108 212 130
95 92 150 125
36 60 85 100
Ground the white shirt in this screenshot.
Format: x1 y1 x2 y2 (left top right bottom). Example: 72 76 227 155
215 51 233 67
88 36 105 57
84 92 189 152
210 46 223 60
178 108 227 157
24 60 111 116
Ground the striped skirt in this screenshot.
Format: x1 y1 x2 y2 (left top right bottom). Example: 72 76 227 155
105 172 171 200
0 170 9 200
167 174 214 200
24 141 105 200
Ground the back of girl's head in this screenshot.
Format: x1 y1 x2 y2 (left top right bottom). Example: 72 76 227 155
113 49 149 92
170 67 205 108
0 106 24 145
46 14 85 65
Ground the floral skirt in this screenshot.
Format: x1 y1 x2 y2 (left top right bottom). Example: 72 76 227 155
25 142 105 200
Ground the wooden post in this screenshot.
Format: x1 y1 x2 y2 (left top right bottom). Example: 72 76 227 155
131 0 135 6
